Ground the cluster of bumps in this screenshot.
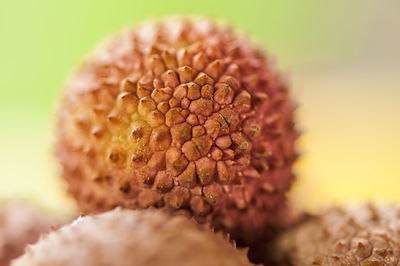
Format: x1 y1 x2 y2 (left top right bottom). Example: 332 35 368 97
2 17 400 266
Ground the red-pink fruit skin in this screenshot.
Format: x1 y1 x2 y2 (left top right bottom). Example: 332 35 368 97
56 17 298 245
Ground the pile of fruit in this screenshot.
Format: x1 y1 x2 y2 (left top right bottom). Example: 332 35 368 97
2 17 399 266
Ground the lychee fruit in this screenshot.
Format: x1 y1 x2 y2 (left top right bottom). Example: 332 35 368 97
56 17 298 244
271 204 400 265
12 208 254 266
0 203 61 266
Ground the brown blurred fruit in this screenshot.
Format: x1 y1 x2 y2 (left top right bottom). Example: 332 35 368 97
0 203 60 266
271 204 400 265
12 208 254 266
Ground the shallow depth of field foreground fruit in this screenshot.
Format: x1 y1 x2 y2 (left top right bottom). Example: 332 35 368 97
270 204 400 265
12 208 254 266
0 203 60 266
56 16 298 244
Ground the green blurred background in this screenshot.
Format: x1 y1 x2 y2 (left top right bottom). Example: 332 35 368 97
0 0 399 214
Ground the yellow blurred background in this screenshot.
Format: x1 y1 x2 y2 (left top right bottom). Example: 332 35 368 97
0 0 399 215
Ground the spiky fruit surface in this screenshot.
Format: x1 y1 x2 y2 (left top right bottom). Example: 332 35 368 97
0 203 58 266
56 17 297 244
272 205 400 265
12 208 254 266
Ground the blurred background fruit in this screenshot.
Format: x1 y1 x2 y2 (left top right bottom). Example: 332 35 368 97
0 202 66 266
0 0 399 215
270 204 400 265
12 209 254 266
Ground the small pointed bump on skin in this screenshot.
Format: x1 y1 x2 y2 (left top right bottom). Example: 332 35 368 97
147 151 165 170
180 108 189 119
130 120 152 145
92 105 109 118
201 84 214 99
205 59 222 80
177 48 192 67
217 161 230 182
197 114 207 124
192 125 205 137
168 97 180 108
151 88 172 103
120 78 137 92
194 72 214 86
190 196 211 216
243 168 260 178
91 124 107 139
161 70 179 88
223 149 235 160
162 50 177 69
75 114 91 131
147 54 166 76
219 108 240 130
138 189 162 207
203 183 224 205
215 135 232 149
220 75 240 90
195 157 216 185
176 161 196 188
187 41 203 54
189 98 214 116
170 122 192 146
187 82 201 100
108 149 127 168
166 147 189 176
165 187 190 209
211 147 223 161
165 107 185 127
242 118 260 138
192 52 208 71
150 125 171 151
173 84 187 100
153 78 164 89
204 119 221 140
117 92 138 114
137 165 157 184
178 66 197 83
107 110 126 126
205 45 222 60
180 97 190 108
147 110 165 127
154 171 174 192
157 101 170 114
233 90 251 113
136 78 153 98
138 97 156 116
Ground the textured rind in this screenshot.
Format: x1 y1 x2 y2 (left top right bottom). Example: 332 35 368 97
0 203 58 266
272 204 400 266
56 17 298 244
12 208 254 266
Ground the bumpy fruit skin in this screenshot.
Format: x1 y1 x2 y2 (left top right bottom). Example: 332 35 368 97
56 17 297 244
12 209 254 266
272 205 400 265
0 203 58 266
